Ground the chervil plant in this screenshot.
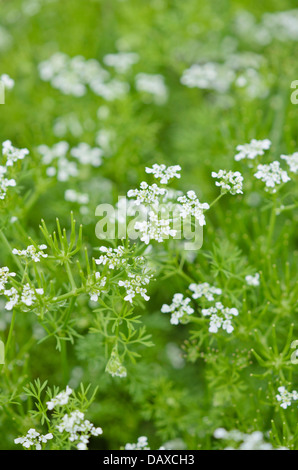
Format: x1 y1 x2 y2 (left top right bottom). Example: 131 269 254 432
0 0 297 452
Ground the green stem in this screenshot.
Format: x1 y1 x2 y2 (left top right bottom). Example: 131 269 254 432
5 309 17 360
267 198 277 250
208 193 224 210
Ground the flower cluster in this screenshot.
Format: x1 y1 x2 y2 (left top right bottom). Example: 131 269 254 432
212 170 244 195
88 274 107 302
0 166 16 199
276 386 298 409
12 244 48 262
201 302 239 334
213 428 286 450
0 74 14 90
0 267 16 292
180 56 268 99
64 189 89 205
38 52 129 101
145 164 181 184
124 436 150 450
0 140 29 199
14 429 53 450
245 273 260 286
254 161 290 193
234 139 271 161
70 143 104 167
118 271 152 303
177 190 209 226
189 282 222 301
161 293 194 325
57 410 103 450
135 73 168 105
95 246 126 270
103 51 139 74
46 386 73 410
134 211 177 245
127 182 167 207
2 140 29 166
4 284 44 311
37 141 104 182
181 62 235 93
281 153 298 174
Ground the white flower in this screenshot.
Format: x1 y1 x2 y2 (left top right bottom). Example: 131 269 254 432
189 282 222 301
21 284 44 307
12 244 48 262
161 293 194 325
124 436 150 450
214 427 286 450
211 170 244 195
235 139 271 161
4 287 19 311
135 73 168 105
254 161 290 192
103 52 139 73
70 143 104 167
280 153 298 174
177 190 209 226
64 189 89 205
127 182 167 207
0 267 16 293
0 74 14 90
276 386 297 409
134 211 177 245
37 141 69 165
245 273 260 286
95 246 126 270
145 164 181 184
181 62 234 93
14 429 53 450
46 385 73 410
56 409 102 450
88 274 107 302
201 302 238 334
118 271 152 303
2 140 29 166
0 165 16 200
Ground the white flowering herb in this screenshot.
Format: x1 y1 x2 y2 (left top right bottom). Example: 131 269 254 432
280 153 298 174
145 164 181 184
0 74 15 90
161 293 194 325
14 381 103 451
177 190 209 226
234 139 271 161
212 170 244 195
14 429 53 450
245 273 260 286
213 428 287 450
276 386 298 409
124 436 150 450
254 161 290 192
46 386 73 410
135 73 168 105
12 244 48 262
201 302 239 334
189 282 222 301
